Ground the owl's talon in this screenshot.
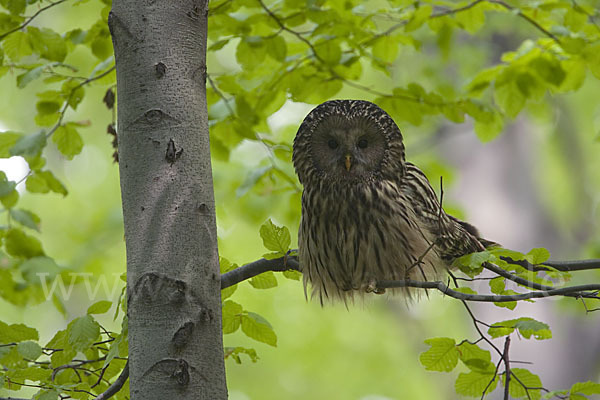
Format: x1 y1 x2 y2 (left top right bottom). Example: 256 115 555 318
362 280 383 294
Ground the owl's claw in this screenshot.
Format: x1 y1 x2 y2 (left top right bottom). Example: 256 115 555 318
363 280 385 294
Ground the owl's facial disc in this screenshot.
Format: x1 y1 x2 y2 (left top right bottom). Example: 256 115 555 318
311 116 386 182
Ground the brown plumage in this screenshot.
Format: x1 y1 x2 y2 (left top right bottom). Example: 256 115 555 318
292 100 491 304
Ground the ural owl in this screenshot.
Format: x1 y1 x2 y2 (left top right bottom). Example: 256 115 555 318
292 100 490 304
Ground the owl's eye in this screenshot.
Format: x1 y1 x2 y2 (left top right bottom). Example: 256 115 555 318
327 139 339 149
358 138 368 149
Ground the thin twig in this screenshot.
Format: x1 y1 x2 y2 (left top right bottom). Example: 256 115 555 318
503 336 511 400
487 0 560 43
461 300 503 358
0 0 70 41
46 65 116 138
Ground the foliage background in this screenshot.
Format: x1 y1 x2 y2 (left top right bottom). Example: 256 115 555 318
0 0 599 399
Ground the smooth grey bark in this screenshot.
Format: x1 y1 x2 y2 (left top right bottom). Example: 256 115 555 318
109 1 227 399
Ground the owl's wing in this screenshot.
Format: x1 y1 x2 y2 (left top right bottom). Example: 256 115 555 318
402 163 490 261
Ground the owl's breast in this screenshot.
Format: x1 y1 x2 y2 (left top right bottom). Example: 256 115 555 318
298 181 442 303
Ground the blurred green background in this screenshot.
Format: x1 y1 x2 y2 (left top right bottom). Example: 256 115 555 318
1 0 600 399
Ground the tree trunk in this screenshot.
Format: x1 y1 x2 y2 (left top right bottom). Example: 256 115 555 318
109 1 227 398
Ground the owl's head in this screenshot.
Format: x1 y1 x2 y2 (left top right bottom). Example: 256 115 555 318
293 100 406 186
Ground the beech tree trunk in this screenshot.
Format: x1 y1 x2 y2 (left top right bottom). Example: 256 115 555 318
109 1 227 398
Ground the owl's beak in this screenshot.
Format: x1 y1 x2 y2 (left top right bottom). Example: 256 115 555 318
345 154 352 171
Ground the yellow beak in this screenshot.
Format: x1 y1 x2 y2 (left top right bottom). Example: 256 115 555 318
345 154 351 171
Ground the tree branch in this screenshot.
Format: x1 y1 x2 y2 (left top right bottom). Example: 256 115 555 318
376 280 600 302
221 256 299 289
93 360 129 400
501 256 600 272
0 397 32 400
221 254 600 302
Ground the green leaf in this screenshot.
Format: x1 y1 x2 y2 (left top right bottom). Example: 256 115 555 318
266 35 287 61
453 250 490 277
495 80 525 118
525 247 550 264
10 131 46 157
222 300 242 334
514 318 552 340
0 320 39 342
563 8 588 32
583 44 600 80
559 59 586 92
453 287 477 295
0 132 22 157
9 209 41 231
457 342 491 367
36 100 61 115
474 111 503 142
16 65 44 88
0 179 16 197
489 277 505 294
315 39 341 65
241 312 277 347
16 340 42 360
219 257 237 274
87 300 112 315
466 66 501 96
570 381 600 396
62 80 85 109
27 26 67 62
0 185 18 208
455 370 497 397
46 329 76 367
7 366 51 383
236 36 266 69
86 21 113 60
249 271 278 289
454 3 486 33
283 269 302 280
26 170 68 196
372 35 399 63
35 389 59 400
259 219 291 254
53 123 83 160
405 5 432 32
376 94 424 126
221 283 237 301
224 346 259 364
1 0 25 15
68 315 100 352
3 30 32 61
530 55 566 87
503 368 542 400
236 165 271 197
419 337 458 372
104 316 127 367
19 256 61 283
488 317 551 340
4 228 44 258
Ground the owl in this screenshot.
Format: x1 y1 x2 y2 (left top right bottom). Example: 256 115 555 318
292 100 490 304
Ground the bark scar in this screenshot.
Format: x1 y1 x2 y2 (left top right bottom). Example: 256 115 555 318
166 139 183 164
